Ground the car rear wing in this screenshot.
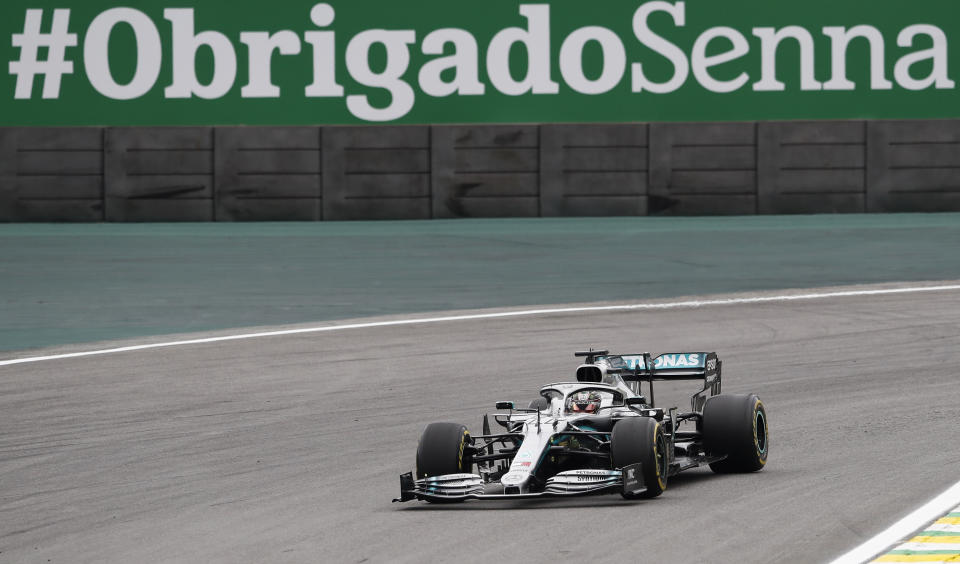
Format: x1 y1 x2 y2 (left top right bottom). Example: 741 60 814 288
617 352 719 381
587 351 722 412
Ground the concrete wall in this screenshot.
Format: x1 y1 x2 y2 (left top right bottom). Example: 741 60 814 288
2 120 959 221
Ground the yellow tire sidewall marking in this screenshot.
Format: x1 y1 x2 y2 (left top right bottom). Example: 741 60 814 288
458 429 469 471
653 422 667 490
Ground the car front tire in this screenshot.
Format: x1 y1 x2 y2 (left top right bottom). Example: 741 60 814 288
611 417 668 499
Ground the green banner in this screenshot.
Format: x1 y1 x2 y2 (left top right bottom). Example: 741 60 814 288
2 0 958 125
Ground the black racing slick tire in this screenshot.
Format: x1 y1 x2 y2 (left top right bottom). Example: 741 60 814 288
702 394 768 473
611 417 668 499
528 397 551 411
415 422 473 478
415 422 473 504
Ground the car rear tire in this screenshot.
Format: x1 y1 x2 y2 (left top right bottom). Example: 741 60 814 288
702 394 768 473
611 417 668 499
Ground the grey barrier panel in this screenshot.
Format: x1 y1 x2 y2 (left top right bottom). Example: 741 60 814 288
0 128 104 221
540 124 648 217
215 127 322 221
649 122 757 215
7 120 960 221
432 125 540 218
758 121 866 214
322 126 430 220
0 129 18 221
105 128 214 221
867 120 960 212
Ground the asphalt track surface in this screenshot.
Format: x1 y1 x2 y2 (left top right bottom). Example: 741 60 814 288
3 283 960 563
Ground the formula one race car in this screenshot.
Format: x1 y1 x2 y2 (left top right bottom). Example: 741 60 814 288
394 350 767 503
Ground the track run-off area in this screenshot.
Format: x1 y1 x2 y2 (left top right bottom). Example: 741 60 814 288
2 282 960 563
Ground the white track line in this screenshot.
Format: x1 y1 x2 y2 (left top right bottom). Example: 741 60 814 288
828 482 960 564
3 283 960 368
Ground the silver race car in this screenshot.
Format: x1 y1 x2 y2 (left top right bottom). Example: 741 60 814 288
394 349 768 503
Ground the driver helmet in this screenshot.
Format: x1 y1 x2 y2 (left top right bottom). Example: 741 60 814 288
568 391 602 414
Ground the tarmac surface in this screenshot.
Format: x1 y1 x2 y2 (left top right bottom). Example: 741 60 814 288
2 215 960 562
2 284 960 563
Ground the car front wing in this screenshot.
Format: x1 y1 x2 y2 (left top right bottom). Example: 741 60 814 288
393 463 644 502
